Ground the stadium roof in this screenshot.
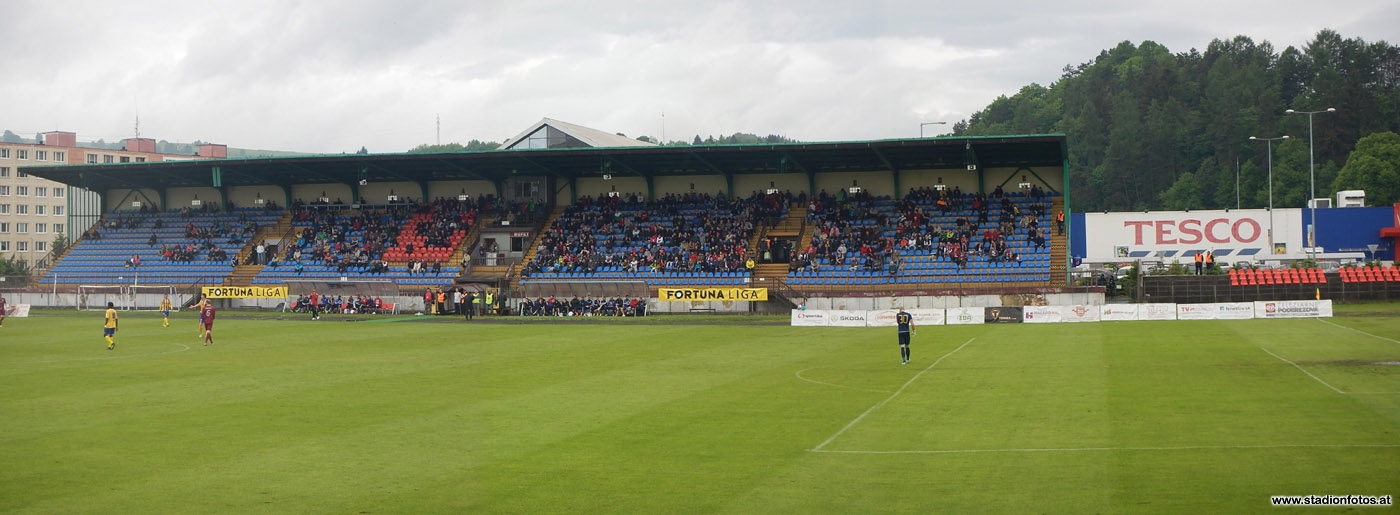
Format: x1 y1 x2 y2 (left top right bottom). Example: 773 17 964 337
500 117 658 149
23 134 1068 193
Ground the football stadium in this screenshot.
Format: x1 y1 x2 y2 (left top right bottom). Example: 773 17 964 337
4 120 1399 512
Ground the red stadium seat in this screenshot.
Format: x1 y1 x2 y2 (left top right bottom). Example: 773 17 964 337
1287 268 1300 284
1229 268 1240 286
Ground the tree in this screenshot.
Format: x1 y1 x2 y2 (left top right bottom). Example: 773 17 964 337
0 255 30 278
955 30 1400 211
356 146 369 154
408 140 501 152
51 234 70 259
1331 131 1400 205
1159 172 1204 210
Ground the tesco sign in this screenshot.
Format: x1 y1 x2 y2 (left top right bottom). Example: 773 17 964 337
1079 208 1302 261
1124 218 1263 245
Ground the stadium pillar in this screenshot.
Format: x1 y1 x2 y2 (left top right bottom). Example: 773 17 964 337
218 187 229 212
645 175 654 201
892 170 901 200
567 177 577 204
418 180 430 204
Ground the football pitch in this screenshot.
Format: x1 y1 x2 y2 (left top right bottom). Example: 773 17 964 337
2 306 1398 513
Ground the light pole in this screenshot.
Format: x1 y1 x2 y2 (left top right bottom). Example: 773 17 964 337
1286 107 1336 258
920 121 947 137
1250 135 1290 253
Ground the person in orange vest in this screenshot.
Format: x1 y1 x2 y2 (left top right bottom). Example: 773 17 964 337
1204 250 1215 272
1055 210 1065 235
1194 251 1204 275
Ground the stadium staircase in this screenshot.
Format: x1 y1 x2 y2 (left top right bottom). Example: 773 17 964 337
504 205 566 289
450 215 513 290
225 264 263 286
224 211 292 286
1050 196 1067 286
766 204 807 239
28 231 85 288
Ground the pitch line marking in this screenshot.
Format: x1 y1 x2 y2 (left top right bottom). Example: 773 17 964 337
810 443 1400 455
795 368 894 394
1317 318 1400 345
1260 347 1346 394
811 337 975 452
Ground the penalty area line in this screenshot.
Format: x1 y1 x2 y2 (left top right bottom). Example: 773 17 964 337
810 443 1400 455
1316 318 1400 345
795 368 894 394
810 337 975 452
1260 347 1345 394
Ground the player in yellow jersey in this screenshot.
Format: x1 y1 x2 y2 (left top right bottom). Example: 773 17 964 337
104 302 119 350
159 294 173 327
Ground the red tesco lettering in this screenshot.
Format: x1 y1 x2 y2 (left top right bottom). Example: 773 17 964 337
1124 218 1261 244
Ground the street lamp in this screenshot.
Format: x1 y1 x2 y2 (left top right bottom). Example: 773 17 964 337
1286 107 1336 258
1250 135 1290 253
920 121 947 137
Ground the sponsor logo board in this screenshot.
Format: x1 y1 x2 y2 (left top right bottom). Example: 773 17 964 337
201 286 288 299
946 307 985 325
1022 306 1062 323
984 306 1024 324
1254 300 1333 318
660 288 767 301
1099 305 1139 321
791 310 830 326
1062 304 1101 323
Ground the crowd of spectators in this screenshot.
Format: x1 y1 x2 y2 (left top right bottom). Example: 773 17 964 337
280 202 411 271
517 296 646 317
797 189 896 273
409 197 480 248
790 186 1053 273
520 191 789 277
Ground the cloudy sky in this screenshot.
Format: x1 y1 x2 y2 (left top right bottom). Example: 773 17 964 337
3 0 1398 154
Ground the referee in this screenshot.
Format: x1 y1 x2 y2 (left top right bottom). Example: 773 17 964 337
896 307 915 365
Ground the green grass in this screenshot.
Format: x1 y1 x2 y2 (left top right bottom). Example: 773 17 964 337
2 307 1398 513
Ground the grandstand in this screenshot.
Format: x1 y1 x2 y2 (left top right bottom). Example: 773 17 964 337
21 131 1077 309
40 207 279 287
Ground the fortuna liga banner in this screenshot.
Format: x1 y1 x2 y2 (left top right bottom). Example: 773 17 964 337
201 286 288 299
658 288 768 301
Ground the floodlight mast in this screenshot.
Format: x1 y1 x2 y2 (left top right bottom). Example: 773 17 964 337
1249 135 1290 252
1286 107 1336 258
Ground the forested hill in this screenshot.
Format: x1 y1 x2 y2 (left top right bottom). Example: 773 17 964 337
952 29 1400 211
